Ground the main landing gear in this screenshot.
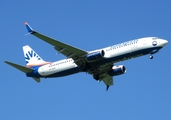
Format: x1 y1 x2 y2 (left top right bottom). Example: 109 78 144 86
81 62 90 72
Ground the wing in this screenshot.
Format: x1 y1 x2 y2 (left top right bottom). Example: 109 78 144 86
24 22 87 66
88 62 114 90
100 73 113 91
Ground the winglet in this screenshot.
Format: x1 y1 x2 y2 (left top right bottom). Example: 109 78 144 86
106 85 110 91
24 22 34 33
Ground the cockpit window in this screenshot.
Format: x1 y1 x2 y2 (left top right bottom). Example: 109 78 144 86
152 37 158 40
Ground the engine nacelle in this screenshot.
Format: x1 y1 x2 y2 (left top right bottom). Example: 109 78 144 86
108 65 126 76
86 50 105 62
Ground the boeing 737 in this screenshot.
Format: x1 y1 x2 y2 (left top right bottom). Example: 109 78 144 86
5 22 168 90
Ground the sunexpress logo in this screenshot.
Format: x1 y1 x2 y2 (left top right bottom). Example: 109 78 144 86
25 50 41 63
152 41 157 46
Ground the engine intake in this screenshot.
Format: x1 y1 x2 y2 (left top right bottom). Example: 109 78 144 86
86 50 105 62
108 65 126 76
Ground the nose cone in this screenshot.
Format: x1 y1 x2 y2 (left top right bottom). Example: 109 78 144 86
160 39 168 47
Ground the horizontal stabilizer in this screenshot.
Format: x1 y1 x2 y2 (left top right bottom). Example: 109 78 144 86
4 61 33 73
32 77 40 82
5 61 40 82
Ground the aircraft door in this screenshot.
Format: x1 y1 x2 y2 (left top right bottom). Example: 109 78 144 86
39 66 46 76
143 39 147 45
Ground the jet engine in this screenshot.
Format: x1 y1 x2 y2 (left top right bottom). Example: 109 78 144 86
86 50 105 62
108 65 126 76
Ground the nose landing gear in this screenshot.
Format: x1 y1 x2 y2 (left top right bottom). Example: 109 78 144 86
149 49 159 59
150 55 153 59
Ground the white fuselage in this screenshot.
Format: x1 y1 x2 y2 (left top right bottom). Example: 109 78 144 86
36 37 167 77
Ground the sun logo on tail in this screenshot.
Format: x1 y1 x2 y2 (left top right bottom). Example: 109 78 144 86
25 50 42 63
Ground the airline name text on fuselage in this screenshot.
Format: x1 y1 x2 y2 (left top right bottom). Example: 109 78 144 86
110 39 138 49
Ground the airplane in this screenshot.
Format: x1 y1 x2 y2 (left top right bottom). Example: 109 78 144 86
4 22 168 90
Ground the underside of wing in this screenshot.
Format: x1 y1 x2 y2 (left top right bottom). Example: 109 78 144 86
95 62 117 90
24 22 87 66
101 74 114 91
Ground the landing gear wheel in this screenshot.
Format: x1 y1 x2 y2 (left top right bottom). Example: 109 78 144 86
93 75 100 81
150 55 153 59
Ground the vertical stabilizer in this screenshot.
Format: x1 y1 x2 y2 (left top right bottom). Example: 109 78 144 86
23 45 49 68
